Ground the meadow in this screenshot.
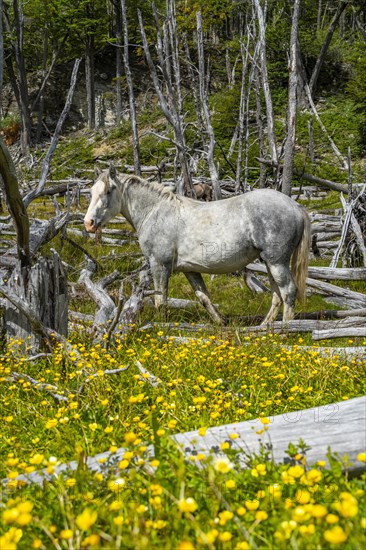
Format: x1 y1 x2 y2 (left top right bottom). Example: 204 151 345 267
1 163 366 549
1 328 365 549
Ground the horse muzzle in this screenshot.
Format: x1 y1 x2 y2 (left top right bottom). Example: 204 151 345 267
84 218 99 233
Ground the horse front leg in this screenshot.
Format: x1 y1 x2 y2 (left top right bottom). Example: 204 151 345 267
184 272 223 324
149 258 170 311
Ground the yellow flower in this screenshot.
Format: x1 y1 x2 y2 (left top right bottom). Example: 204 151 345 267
312 504 327 518
75 508 98 531
326 514 339 524
45 419 58 429
256 510 268 521
66 478 76 487
218 510 233 525
225 479 236 489
113 516 124 526
118 459 129 470
219 532 232 542
306 469 322 484
89 423 98 431
124 431 137 444
82 534 100 546
32 539 42 549
177 542 195 550
108 478 126 492
287 465 305 479
357 452 366 462
60 529 73 539
237 506 246 516
212 457 234 474
29 454 44 465
324 526 348 544
178 498 198 513
260 417 270 424
268 484 282 500
205 529 218 544
245 500 259 511
235 543 250 550
295 489 311 504
198 427 207 436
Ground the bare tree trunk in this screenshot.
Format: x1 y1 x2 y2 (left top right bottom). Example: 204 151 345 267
114 1 123 125
235 38 250 194
282 0 300 197
253 0 278 171
309 1 349 95
254 66 266 188
24 59 81 208
196 12 222 200
0 0 3 120
138 8 192 193
85 34 95 130
36 27 48 142
317 0 323 31
121 0 141 175
9 0 32 154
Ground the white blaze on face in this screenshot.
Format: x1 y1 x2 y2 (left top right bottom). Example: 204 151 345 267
84 177 110 233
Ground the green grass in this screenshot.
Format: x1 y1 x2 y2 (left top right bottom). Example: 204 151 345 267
1 332 365 549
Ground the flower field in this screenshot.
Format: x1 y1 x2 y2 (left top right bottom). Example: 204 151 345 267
1 331 365 549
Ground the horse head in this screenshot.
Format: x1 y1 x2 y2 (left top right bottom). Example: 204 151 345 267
84 165 121 233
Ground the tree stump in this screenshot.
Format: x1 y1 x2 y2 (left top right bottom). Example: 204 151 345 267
4 253 68 351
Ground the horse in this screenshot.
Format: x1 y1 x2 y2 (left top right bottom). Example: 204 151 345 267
84 166 311 324
193 182 212 201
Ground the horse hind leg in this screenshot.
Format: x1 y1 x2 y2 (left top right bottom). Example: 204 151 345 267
184 272 223 324
266 263 297 322
261 270 282 325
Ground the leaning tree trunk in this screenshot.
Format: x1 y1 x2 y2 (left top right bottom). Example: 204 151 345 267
0 138 68 352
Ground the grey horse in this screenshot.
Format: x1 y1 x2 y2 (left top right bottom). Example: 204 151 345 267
84 167 311 324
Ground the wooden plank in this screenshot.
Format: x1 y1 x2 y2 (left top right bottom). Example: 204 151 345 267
172 396 366 474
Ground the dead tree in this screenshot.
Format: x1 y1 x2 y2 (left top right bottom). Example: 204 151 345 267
253 0 278 175
0 138 68 352
309 1 349 95
121 0 141 175
282 0 300 197
138 8 193 195
196 12 222 200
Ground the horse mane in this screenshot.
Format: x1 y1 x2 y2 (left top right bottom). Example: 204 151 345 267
117 173 179 203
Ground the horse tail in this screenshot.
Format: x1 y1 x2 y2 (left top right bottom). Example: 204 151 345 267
291 208 311 303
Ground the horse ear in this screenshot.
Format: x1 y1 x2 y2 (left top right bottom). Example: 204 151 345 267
94 165 102 178
109 164 117 179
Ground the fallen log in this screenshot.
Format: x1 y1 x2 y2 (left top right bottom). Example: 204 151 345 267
312 327 366 340
306 278 366 309
173 396 366 475
5 397 364 488
246 262 366 282
241 316 366 334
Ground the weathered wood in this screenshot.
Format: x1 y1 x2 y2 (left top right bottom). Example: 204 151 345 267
246 262 366 281
242 316 365 334
1 253 68 350
312 327 366 340
173 396 366 474
5 396 365 488
307 278 366 308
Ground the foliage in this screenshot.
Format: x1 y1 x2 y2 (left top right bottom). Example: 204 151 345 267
0 333 365 548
